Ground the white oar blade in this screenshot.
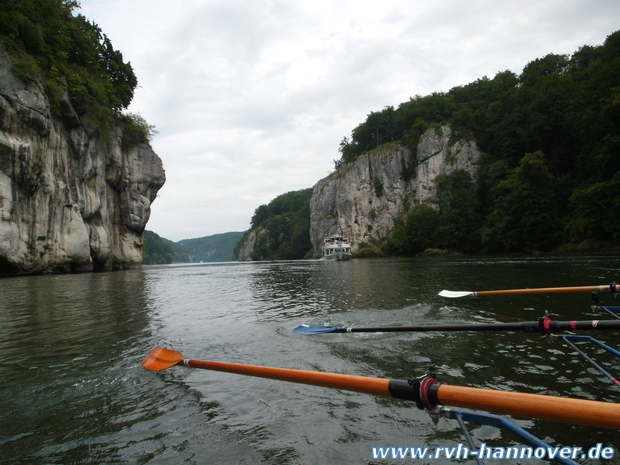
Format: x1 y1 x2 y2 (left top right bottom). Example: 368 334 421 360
438 290 476 298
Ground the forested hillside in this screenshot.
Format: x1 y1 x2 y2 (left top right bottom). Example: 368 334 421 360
0 0 154 141
334 30 620 254
235 189 313 260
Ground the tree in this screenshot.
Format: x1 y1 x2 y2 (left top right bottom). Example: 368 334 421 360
241 189 313 260
0 1 139 125
251 205 269 229
567 171 620 244
143 230 174 264
334 137 358 169
483 151 566 252
382 204 441 255
435 170 482 252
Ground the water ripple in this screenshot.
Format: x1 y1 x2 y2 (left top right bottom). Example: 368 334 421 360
2 257 620 463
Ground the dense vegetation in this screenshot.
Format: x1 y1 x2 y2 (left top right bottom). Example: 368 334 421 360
235 189 313 260
0 0 154 141
143 231 244 264
337 31 620 254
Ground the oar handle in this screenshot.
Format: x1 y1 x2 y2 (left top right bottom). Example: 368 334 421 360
432 384 620 429
544 318 620 333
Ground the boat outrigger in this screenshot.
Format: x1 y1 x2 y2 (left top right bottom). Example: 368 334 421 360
322 234 352 260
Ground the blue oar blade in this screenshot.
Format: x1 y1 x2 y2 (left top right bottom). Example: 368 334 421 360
293 324 343 334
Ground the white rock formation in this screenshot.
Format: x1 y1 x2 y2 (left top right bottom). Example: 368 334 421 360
0 48 165 274
309 126 479 257
235 227 265 261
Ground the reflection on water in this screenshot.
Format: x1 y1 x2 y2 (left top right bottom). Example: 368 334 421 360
1 256 619 464
0 271 149 382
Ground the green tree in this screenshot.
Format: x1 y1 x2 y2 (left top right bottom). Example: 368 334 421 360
435 170 482 252
0 0 140 129
567 172 620 245
251 204 270 229
382 204 441 255
239 189 313 260
334 137 358 169
483 151 567 252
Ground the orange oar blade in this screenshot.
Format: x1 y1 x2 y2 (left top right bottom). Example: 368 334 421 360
141 347 184 371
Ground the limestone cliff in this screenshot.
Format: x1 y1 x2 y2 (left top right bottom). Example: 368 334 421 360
309 126 479 257
0 49 165 274
235 227 265 261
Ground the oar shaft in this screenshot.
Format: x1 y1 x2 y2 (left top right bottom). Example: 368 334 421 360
180 358 620 429
183 359 397 398
301 319 620 335
433 384 620 429
347 323 527 333
477 284 617 297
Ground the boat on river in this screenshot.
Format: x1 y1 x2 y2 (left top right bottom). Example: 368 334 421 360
322 234 352 260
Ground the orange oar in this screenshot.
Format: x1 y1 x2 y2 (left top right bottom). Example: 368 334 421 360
141 347 392 397
439 283 620 298
141 347 620 429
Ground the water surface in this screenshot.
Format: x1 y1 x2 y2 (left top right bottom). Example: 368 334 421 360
1 256 619 464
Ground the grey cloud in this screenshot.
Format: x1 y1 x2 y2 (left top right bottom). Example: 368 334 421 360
78 0 620 241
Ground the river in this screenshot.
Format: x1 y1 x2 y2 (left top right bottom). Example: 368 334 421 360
0 256 619 464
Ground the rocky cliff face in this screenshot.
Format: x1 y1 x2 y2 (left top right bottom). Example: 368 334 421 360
0 49 165 274
309 126 479 257
235 227 264 261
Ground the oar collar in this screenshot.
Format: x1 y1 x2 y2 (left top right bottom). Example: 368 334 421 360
419 376 440 410
388 369 440 411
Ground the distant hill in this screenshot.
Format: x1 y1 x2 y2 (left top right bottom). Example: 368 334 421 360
142 231 174 264
143 231 244 264
177 232 245 262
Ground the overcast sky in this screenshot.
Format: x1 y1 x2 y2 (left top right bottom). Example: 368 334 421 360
77 0 619 242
